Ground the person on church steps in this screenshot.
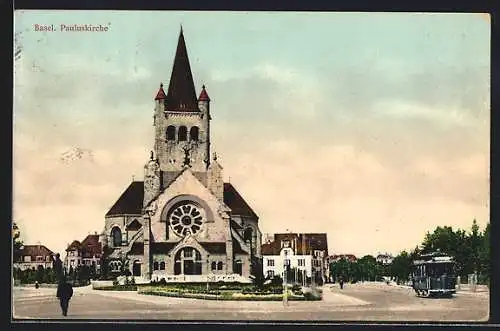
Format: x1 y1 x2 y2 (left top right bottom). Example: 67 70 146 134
56 275 73 317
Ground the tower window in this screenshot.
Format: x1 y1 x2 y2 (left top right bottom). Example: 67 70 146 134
153 261 159 271
217 261 223 270
190 126 199 141
160 262 165 270
211 261 217 271
166 126 176 140
178 126 187 141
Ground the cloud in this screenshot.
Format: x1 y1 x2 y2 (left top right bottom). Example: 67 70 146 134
13 42 489 257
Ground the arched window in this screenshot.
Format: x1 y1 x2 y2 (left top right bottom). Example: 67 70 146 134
178 126 187 141
190 126 199 141
153 261 159 271
211 261 217 271
174 247 202 275
244 228 253 243
160 262 165 270
217 261 223 270
166 126 176 141
111 227 122 247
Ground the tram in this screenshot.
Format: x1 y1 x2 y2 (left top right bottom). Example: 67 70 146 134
411 252 456 298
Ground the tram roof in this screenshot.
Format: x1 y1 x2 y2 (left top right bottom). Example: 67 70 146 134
413 256 454 265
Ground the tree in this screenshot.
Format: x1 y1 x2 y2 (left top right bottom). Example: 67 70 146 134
390 251 412 284
12 222 24 262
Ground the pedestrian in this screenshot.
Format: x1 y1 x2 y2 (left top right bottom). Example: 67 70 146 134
56 276 73 317
35 281 39 289
339 276 344 290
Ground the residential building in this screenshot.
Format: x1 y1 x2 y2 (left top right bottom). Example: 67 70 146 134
13 244 54 271
99 28 262 283
376 253 394 265
64 233 103 273
261 233 328 284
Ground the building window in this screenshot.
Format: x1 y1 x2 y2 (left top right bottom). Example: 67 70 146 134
178 126 187 141
190 126 199 141
217 261 223 270
36 256 43 261
24 256 31 262
267 270 274 278
267 259 274 267
111 226 122 247
160 262 165 270
211 261 217 271
166 125 176 140
46 256 51 262
153 262 159 271
284 259 290 267
298 259 305 267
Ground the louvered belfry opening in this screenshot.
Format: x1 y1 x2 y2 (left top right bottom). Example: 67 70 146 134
165 28 199 112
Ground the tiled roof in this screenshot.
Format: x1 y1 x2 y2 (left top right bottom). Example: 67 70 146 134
105 181 144 217
198 85 210 102
223 183 258 220
107 179 258 220
232 238 247 255
17 245 54 262
151 242 176 254
155 83 167 100
126 219 142 231
199 242 226 254
80 235 102 258
66 240 81 251
261 233 329 256
130 242 144 255
165 28 199 112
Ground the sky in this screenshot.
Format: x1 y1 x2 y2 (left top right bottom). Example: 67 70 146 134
13 11 490 258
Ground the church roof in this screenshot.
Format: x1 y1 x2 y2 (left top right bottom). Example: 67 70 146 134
223 183 258 220
165 28 199 112
105 181 144 217
106 180 258 221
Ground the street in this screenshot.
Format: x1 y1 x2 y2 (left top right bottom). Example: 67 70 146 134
12 282 489 322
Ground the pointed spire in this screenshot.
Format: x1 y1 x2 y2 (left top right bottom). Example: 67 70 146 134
165 27 198 112
199 84 211 102
154 82 166 100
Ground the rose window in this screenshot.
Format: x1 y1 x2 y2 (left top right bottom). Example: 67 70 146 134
169 203 204 236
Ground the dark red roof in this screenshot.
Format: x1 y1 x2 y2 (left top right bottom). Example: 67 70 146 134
105 181 144 217
155 83 167 100
223 183 258 220
66 240 81 251
261 233 328 256
165 28 199 112
80 234 102 258
198 85 210 102
17 245 54 262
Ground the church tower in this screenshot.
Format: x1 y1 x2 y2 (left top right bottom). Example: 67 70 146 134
153 27 211 174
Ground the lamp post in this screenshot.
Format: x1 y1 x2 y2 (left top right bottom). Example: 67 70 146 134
283 258 290 306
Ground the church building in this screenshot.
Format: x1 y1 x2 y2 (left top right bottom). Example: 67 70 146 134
100 28 262 283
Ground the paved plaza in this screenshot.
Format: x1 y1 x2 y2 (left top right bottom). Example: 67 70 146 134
12 283 489 322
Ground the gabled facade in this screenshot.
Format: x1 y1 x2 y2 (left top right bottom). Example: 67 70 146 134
13 244 54 271
100 28 262 283
261 233 328 284
64 234 103 272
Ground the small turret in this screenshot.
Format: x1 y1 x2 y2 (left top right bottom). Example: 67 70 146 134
207 152 223 201
143 151 161 208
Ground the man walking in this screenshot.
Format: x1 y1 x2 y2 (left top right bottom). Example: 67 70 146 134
56 276 73 317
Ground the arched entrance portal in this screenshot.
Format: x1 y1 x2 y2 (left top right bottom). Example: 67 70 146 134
133 260 141 277
174 247 202 275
